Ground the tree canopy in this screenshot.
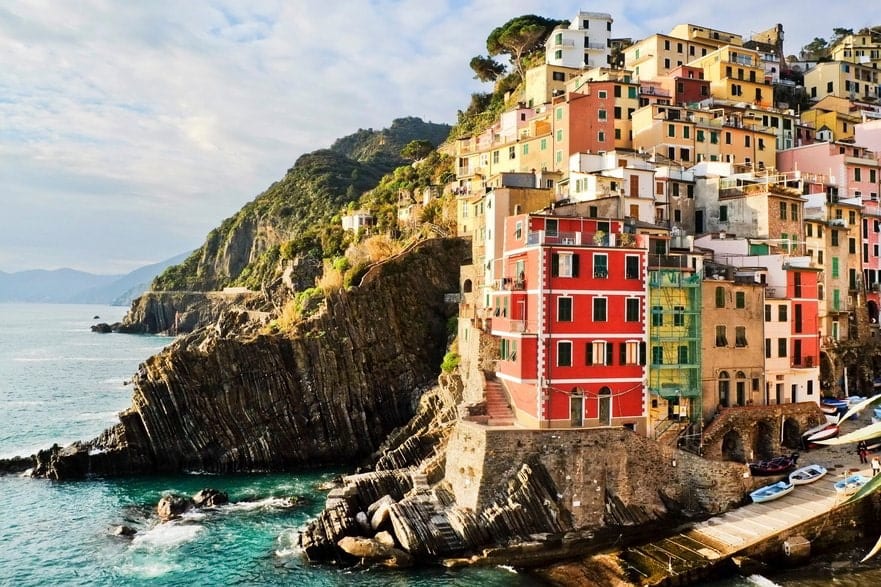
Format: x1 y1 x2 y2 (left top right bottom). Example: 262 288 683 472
400 139 434 161
486 15 565 80
469 55 506 82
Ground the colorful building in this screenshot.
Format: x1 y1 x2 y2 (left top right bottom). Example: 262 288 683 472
493 212 650 432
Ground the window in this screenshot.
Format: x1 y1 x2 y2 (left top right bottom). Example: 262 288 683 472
778 305 787 321
552 71 565 82
593 254 608 278
546 219 558 236
735 291 745 309
715 325 728 347
515 221 523 240
493 151 499 164
613 106 621 119
652 345 664 365
735 326 747 347
651 305 663 326
624 255 639 279
765 338 771 358
674 305 685 326
791 203 798 220
556 129 563 141
849 238 857 255
719 205 728 222
598 131 606 142
678 345 688 363
593 297 607 321
683 126 690 139
557 341 572 366
715 286 725 308
626 298 640 322
598 109 607 120
522 143 529 155
558 297 573 322
556 107 563 121
697 129 705 142
551 252 578 278
622 341 641 365
855 167 862 182
586 341 612 366
540 138 547 150
508 146 515 160
779 202 787 220
832 257 840 279
764 304 771 321
668 124 675 137
778 338 787 357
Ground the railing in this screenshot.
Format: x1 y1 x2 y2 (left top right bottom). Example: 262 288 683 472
552 38 575 47
585 42 606 50
647 254 690 269
526 230 648 249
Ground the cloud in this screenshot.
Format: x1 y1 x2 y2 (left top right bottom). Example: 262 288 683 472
0 0 870 273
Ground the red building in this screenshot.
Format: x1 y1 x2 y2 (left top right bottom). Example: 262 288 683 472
787 264 822 388
492 211 650 433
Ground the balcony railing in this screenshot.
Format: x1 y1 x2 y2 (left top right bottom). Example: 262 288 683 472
526 230 648 248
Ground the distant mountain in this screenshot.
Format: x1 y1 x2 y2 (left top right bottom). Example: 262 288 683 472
0 252 191 305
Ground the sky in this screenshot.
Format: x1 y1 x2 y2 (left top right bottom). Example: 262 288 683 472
0 0 873 274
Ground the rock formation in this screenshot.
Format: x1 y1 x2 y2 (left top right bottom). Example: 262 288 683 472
30 238 469 479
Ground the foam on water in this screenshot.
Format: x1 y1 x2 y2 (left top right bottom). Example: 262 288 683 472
746 575 782 586
130 522 203 549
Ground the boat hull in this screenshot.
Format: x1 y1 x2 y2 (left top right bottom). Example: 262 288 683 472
789 464 828 485
751 481 794 503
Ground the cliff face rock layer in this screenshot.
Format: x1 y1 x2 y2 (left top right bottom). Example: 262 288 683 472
122 290 267 335
32 238 468 479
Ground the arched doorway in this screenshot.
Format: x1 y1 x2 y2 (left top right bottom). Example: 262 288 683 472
736 371 747 406
753 420 776 460
722 429 745 462
462 279 473 293
598 387 612 426
782 418 801 449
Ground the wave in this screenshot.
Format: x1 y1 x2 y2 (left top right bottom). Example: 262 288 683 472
221 496 302 513
116 561 178 579
274 529 304 558
746 575 782 587
130 521 203 550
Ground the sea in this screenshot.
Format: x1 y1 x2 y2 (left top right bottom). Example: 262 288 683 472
2 303 881 587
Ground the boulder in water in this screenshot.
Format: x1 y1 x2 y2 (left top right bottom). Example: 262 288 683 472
90 323 113 333
157 494 194 521
337 536 414 569
111 525 137 538
192 488 229 508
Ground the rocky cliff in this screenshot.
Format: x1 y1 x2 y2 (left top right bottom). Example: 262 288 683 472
118 290 267 335
30 238 468 479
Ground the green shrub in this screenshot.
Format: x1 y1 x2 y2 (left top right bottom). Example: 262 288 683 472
441 351 460 373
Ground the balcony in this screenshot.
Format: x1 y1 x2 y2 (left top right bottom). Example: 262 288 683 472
552 38 575 48
792 356 815 369
647 254 691 269
526 230 648 249
585 42 606 51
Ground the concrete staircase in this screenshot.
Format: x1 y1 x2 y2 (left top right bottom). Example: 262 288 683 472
484 379 514 426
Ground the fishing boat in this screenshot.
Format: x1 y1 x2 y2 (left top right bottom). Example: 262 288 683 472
789 464 828 485
749 453 799 476
834 474 869 496
750 481 794 503
804 424 840 444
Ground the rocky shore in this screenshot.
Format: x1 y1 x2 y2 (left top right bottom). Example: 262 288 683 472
22 238 468 479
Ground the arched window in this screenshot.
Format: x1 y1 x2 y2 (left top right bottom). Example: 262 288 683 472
462 279 473 293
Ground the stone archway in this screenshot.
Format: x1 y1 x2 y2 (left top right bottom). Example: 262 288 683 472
753 420 776 460
722 429 745 462
782 418 802 449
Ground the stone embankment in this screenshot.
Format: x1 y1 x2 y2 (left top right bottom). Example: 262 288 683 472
299 411 751 568
27 238 469 479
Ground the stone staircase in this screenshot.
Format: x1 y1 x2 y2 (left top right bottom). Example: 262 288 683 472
484 379 514 426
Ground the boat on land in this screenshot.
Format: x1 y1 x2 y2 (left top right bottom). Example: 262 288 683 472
804 424 840 445
750 481 794 503
749 453 799 476
789 464 828 485
834 474 869 496
821 403 840 416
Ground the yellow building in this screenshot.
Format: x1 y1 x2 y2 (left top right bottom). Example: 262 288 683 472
805 61 881 103
830 32 881 69
688 46 771 108
800 96 863 142
624 33 717 82
669 24 744 48
523 64 581 107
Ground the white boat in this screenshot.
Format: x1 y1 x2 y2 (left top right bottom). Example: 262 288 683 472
789 464 827 485
805 424 839 444
750 481 794 503
834 474 869 496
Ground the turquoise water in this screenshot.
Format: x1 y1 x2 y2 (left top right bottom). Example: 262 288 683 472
4 304 881 586
0 304 537 586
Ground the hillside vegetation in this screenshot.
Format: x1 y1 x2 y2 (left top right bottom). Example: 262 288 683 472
152 117 451 293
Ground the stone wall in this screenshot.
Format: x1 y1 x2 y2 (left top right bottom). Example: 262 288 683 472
445 422 749 530
701 402 825 462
